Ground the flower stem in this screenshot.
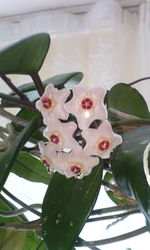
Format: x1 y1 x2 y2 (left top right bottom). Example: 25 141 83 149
2 188 41 217
76 227 147 247
1 75 28 101
129 76 150 86
30 73 44 96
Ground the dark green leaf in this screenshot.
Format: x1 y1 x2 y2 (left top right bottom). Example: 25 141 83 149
12 152 51 185
42 163 103 250
111 126 150 229
12 109 46 142
0 33 50 75
0 198 21 223
16 72 83 94
103 172 135 207
0 113 42 190
107 83 150 121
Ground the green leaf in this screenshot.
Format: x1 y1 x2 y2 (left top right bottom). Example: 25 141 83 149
107 83 150 120
0 33 50 75
111 126 150 228
0 229 26 250
0 199 21 223
103 172 136 207
0 230 46 250
12 109 46 142
16 72 83 94
12 152 51 185
0 113 42 190
23 231 47 250
42 163 103 250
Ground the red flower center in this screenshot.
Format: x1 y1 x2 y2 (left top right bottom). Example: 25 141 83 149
71 165 81 174
42 159 50 168
41 97 52 109
81 97 93 110
98 140 110 151
50 134 60 144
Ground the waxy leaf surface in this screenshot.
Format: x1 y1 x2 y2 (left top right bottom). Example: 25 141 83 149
0 33 50 75
0 114 42 190
107 83 150 120
42 163 103 250
111 126 150 229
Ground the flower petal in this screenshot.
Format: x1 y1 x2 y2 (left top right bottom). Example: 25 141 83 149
65 85 107 129
36 84 70 125
82 120 122 159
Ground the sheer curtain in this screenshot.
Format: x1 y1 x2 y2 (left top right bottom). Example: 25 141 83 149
0 0 150 104
1 1 150 249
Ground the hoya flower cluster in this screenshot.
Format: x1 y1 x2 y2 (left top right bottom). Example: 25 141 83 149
36 84 122 179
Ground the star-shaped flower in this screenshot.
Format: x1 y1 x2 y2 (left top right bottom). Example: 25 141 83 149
36 84 70 125
38 141 58 173
43 118 78 150
53 146 99 178
64 85 107 129
82 120 122 159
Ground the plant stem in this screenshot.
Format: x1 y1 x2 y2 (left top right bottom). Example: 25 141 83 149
91 205 138 216
0 203 42 217
1 75 28 101
0 93 36 110
0 221 41 231
129 76 150 86
109 108 140 120
2 188 41 217
112 119 150 128
77 238 100 250
0 107 28 125
30 73 44 96
102 181 137 205
76 227 147 247
0 193 27 221
87 209 140 223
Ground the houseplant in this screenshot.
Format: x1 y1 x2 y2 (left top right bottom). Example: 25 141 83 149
0 33 149 249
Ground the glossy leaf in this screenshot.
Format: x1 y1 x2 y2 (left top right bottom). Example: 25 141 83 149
0 114 42 190
23 231 47 250
12 152 51 185
103 172 136 207
111 126 150 228
42 163 103 250
16 72 83 94
12 109 46 142
0 33 50 75
107 83 150 120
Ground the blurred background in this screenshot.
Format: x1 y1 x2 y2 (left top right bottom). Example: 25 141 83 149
0 0 150 249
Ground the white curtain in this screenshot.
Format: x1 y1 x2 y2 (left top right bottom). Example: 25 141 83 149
0 0 150 106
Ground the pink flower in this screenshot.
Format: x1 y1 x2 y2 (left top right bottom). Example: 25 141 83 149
36 84 70 125
82 120 122 159
65 85 107 129
53 146 99 178
38 141 58 173
43 118 78 150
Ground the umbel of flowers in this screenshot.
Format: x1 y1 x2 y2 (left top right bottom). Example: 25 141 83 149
36 84 122 179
